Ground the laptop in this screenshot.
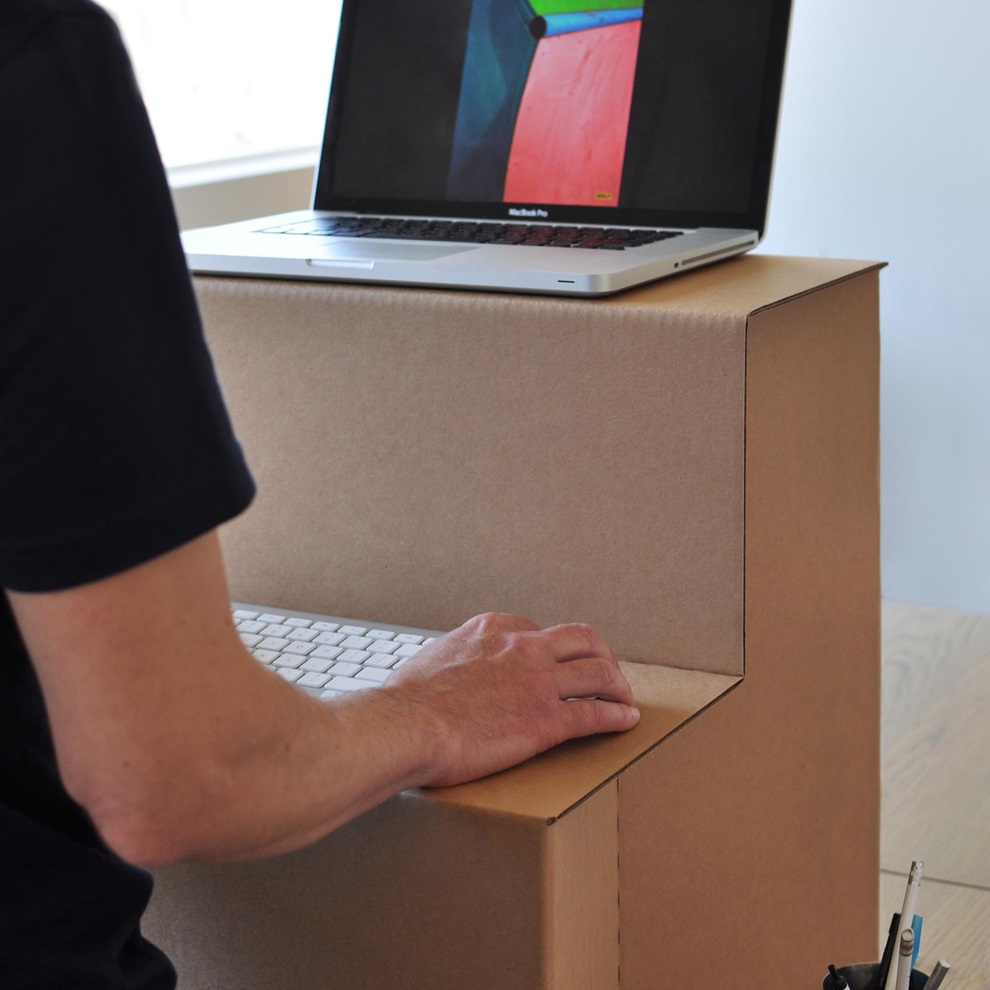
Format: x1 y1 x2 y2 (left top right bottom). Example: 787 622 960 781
181 0 793 297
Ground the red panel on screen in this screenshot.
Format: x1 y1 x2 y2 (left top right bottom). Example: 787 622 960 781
503 20 641 207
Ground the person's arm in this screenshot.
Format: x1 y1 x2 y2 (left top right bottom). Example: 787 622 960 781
8 531 639 869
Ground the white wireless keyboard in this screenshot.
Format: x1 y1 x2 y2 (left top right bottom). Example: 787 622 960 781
231 602 443 700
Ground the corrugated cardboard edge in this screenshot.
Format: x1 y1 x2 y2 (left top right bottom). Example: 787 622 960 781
422 664 741 823
597 254 885 318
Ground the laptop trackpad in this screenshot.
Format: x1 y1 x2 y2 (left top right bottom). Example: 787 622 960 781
307 240 474 265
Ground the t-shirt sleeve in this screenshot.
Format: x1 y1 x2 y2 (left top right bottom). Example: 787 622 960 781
0 5 255 592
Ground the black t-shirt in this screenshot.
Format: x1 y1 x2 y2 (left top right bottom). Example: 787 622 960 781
0 1 255 985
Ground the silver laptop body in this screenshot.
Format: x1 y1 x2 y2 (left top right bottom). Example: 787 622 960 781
182 0 793 297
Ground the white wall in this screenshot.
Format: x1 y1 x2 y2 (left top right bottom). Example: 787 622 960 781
757 0 990 612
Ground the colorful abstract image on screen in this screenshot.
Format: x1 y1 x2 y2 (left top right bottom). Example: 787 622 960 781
448 0 644 207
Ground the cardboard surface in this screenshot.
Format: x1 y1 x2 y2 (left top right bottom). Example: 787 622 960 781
545 781 620 990
204 255 876 680
425 661 739 820
145 255 882 989
205 272 747 675
151 793 549 990
618 268 882 987
150 781 625 990
609 253 876 314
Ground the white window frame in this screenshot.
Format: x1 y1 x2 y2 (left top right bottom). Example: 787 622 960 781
102 1 341 227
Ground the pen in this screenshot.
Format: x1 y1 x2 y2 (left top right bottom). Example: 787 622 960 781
893 928 914 990
910 915 923 968
873 912 902 990
900 861 924 930
920 960 951 990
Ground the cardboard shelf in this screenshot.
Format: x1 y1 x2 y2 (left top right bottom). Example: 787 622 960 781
425 662 740 821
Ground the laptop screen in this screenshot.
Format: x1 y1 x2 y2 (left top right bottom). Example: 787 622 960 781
314 0 791 233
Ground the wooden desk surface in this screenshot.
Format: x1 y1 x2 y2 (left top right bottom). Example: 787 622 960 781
881 601 990 988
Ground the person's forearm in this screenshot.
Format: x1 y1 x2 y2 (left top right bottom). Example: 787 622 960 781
81 651 447 867
84 617 638 868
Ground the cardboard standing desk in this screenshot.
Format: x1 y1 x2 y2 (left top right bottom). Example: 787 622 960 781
144 255 883 989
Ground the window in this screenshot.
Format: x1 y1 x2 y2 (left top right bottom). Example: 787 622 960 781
103 1 343 170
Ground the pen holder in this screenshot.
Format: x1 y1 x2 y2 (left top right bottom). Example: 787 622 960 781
823 963 929 990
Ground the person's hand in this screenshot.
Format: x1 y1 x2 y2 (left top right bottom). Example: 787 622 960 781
382 612 640 788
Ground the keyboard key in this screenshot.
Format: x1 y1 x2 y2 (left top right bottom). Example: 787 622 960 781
367 629 396 641
326 676 374 692
233 609 260 621
367 640 400 655
363 652 399 669
314 632 346 647
273 654 307 669
284 617 313 628
301 657 337 674
394 634 424 645
340 635 373 650
239 633 264 648
252 649 280 664
311 645 344 661
262 623 293 638
276 667 305 683
297 671 332 689
258 636 291 651
337 650 371 666
312 621 341 632
287 627 319 642
355 667 391 683
329 661 363 677
339 625 368 636
395 643 423 659
283 641 316 657
258 614 286 624
237 619 267 634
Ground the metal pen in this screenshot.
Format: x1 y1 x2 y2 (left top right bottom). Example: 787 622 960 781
920 960 951 990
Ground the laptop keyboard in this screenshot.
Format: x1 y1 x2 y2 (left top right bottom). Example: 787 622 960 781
258 216 684 251
232 603 443 700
